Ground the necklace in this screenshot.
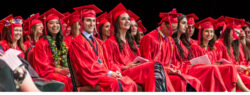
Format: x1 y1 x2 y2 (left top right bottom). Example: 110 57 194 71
45 36 68 68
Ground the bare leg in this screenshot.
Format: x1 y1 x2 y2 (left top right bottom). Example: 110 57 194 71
20 73 40 92
236 74 250 92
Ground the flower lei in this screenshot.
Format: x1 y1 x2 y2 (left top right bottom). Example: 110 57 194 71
45 36 68 68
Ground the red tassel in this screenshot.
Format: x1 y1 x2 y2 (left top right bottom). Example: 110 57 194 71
198 27 201 44
28 20 31 35
80 11 83 33
44 17 47 35
11 24 14 41
168 16 173 36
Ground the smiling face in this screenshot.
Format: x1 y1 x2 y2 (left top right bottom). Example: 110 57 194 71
82 17 96 34
47 19 61 37
102 22 111 37
130 20 138 36
13 27 23 41
119 13 131 31
202 28 214 42
35 23 44 37
178 17 188 35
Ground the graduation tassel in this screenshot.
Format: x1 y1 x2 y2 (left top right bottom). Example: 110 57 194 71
168 16 173 36
11 24 14 41
80 11 83 33
44 17 47 35
198 26 201 44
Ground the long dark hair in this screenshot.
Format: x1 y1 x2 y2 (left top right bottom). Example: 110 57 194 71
114 15 137 53
200 29 217 50
98 24 104 40
45 20 64 50
222 27 239 61
172 14 193 60
134 30 141 45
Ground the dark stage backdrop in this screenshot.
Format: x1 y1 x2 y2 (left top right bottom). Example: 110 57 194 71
0 0 248 39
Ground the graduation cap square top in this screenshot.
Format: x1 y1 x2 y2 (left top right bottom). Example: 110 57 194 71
224 16 245 40
73 4 103 18
108 3 128 23
126 10 140 21
186 13 199 25
39 8 65 22
137 20 147 33
96 12 111 25
63 11 80 26
195 17 216 44
159 8 182 24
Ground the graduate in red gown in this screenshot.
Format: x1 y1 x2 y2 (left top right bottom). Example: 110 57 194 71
104 3 174 92
215 17 250 91
140 10 202 92
32 8 72 91
96 12 112 42
0 15 25 58
63 11 81 48
22 13 44 66
186 13 198 45
69 4 137 92
191 17 250 92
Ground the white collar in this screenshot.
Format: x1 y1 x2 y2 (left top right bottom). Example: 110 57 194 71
82 31 93 39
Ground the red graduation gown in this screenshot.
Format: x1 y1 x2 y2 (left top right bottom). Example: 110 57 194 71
216 39 250 91
0 40 25 58
104 36 173 92
140 29 202 92
191 43 238 91
69 34 137 92
33 38 72 91
64 35 73 49
189 38 198 45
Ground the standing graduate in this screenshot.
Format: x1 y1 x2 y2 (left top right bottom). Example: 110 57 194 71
140 11 203 92
186 13 199 44
63 11 81 48
32 8 72 91
0 16 26 58
68 4 137 92
104 3 174 92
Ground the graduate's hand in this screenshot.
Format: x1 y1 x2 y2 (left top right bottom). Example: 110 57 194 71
124 62 138 70
55 68 70 76
116 71 122 78
110 72 121 78
237 65 247 72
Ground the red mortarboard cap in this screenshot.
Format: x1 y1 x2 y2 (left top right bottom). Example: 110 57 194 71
40 8 65 22
0 14 13 40
39 8 64 35
137 20 147 33
224 17 245 39
63 11 80 26
73 4 102 33
23 13 42 36
96 12 110 25
159 8 182 24
108 3 128 23
215 16 225 28
126 10 140 21
195 17 216 44
73 4 102 18
63 12 71 17
186 13 199 25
